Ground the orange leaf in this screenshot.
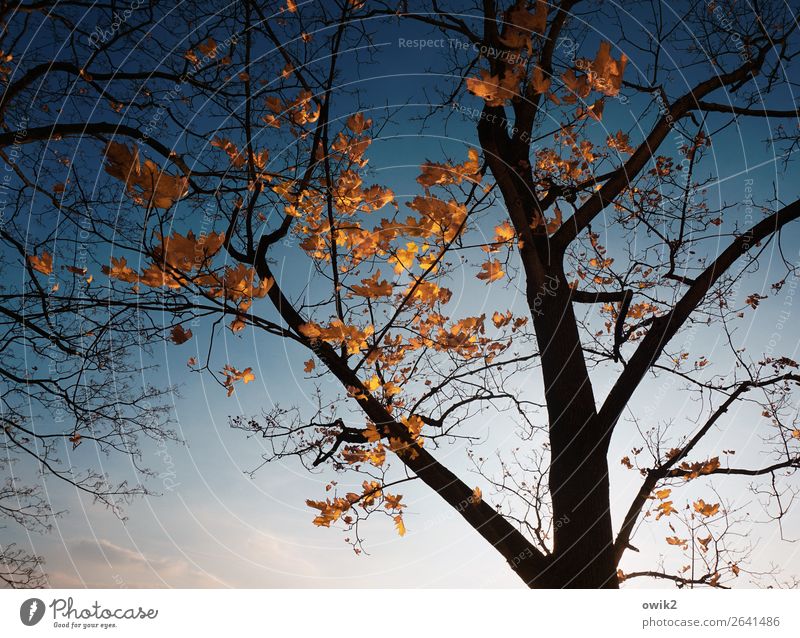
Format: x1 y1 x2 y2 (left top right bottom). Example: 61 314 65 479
394 514 406 537
476 260 504 283
655 500 676 520
693 499 720 517
28 252 53 275
471 487 482 505
170 325 193 344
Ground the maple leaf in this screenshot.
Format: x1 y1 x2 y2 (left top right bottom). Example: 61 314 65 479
655 500 676 520
65 265 88 276
197 37 217 58
306 497 351 527
531 66 551 94
693 499 720 517
346 112 372 134
607 131 635 154
102 256 138 284
472 487 482 505
221 365 255 396
493 221 516 244
560 68 590 103
393 514 406 537
500 0 548 51
466 67 524 106
492 310 513 328
476 260 505 283
589 41 628 96
417 149 481 189
170 324 193 344
654 488 671 500
298 322 322 339
678 456 721 480
210 136 247 168
104 142 188 209
350 270 393 298
299 320 374 355
384 493 404 511
666 536 688 547
303 359 315 373
27 252 53 275
390 242 418 274
229 316 247 333
68 432 82 449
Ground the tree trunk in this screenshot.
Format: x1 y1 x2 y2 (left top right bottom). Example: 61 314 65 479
528 267 618 589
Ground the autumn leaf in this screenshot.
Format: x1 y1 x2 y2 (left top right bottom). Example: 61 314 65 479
65 265 88 276
229 316 247 333
393 514 406 537
654 488 671 500
68 432 82 448
210 136 247 168
531 66 551 94
303 359 315 373
665 536 687 547
102 256 138 283
607 131 634 154
350 270 393 298
471 487 482 505
493 221 516 244
384 493 404 511
588 41 628 97
678 456 720 480
298 320 374 355
492 310 513 328
390 242 418 274
346 112 372 134
745 293 767 309
298 322 322 339
655 500 676 520
476 260 505 283
693 499 720 517
417 149 481 189
28 252 53 275
104 141 188 209
466 67 525 106
222 365 255 396
197 37 217 59
306 497 351 527
170 324 193 344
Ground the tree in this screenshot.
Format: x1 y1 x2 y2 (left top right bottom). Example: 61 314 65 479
1 0 799 589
